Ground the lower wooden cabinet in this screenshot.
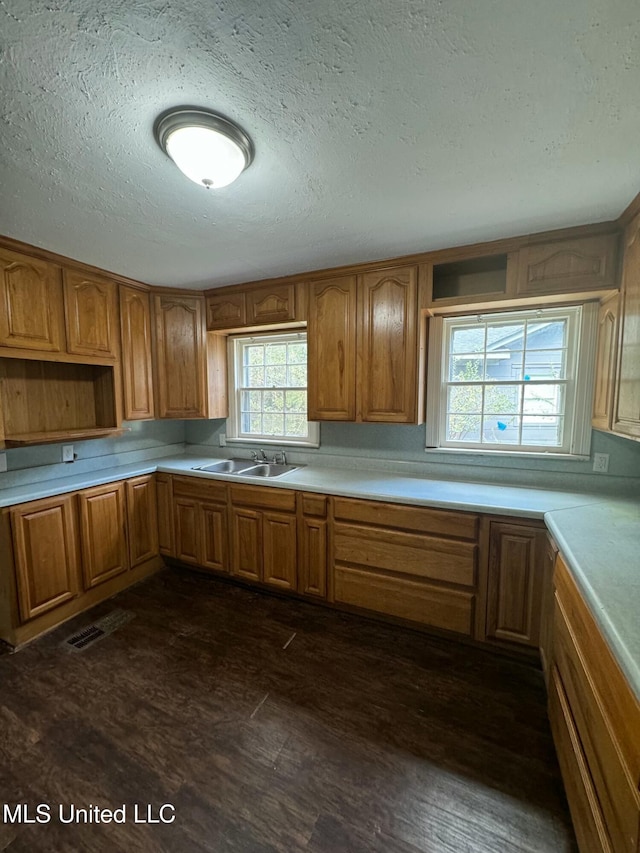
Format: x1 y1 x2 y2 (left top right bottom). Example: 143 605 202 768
172 476 229 573
78 481 129 589
156 473 174 557
230 507 262 580
263 512 297 590
298 492 328 598
125 475 159 568
485 520 546 648
10 494 81 621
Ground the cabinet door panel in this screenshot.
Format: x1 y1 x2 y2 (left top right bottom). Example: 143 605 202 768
614 215 640 437
307 276 357 421
154 294 207 418
592 295 619 431
231 508 262 581
79 483 128 589
486 522 544 647
11 495 80 621
298 517 327 598
246 284 296 325
120 286 154 419
0 248 65 352
64 271 119 358
517 234 619 296
200 503 228 572
263 511 297 590
206 292 246 330
125 475 159 568
174 497 200 565
358 265 418 422
156 474 174 557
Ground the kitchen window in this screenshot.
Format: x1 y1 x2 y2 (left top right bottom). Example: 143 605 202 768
425 304 598 456
226 332 319 446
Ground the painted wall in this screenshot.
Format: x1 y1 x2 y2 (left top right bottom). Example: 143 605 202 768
186 418 640 494
0 420 185 491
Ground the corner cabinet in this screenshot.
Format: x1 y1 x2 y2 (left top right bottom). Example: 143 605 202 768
153 293 227 420
613 213 640 438
0 247 66 353
307 265 424 423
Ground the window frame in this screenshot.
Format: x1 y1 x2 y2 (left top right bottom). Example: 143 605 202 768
425 303 598 457
226 330 320 447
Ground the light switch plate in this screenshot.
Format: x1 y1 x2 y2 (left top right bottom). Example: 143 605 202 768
592 452 609 473
0 453 7 473
62 444 75 463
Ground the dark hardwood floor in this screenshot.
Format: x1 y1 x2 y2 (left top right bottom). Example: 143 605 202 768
0 569 577 853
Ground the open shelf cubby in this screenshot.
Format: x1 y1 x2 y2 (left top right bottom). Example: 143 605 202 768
432 254 509 302
0 357 123 447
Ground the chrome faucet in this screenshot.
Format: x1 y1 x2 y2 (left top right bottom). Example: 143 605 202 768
273 450 287 465
251 449 269 463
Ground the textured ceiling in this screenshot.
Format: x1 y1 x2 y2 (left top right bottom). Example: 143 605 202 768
1 0 639 289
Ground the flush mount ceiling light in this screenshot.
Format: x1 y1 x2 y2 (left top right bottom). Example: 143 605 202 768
154 107 254 190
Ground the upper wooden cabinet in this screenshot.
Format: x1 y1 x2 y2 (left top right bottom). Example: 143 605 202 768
307 275 357 421
64 270 119 359
0 247 66 353
613 213 640 438
206 282 303 331
119 286 155 420
154 293 227 419
10 494 80 622
307 265 423 424
592 293 620 432
516 233 619 297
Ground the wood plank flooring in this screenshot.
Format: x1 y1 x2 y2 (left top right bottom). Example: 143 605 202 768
0 569 577 852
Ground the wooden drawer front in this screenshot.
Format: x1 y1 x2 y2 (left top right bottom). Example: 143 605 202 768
246 284 296 325
229 484 296 513
300 492 328 518
555 555 640 788
334 523 476 588
333 497 479 541
172 475 228 504
549 666 613 853
555 596 640 853
334 565 474 635
517 233 619 295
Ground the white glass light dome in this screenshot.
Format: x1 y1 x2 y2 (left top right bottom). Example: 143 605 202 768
155 108 254 190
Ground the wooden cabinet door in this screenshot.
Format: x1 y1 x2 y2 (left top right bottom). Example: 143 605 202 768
199 503 228 572
120 286 155 420
206 291 246 330
358 265 418 423
486 521 544 648
230 507 262 581
263 511 297 590
307 275 357 421
298 517 327 598
78 482 128 589
592 293 620 431
246 284 296 325
125 475 159 568
11 495 80 621
154 294 207 418
64 270 119 358
0 248 66 353
613 214 640 438
156 474 174 557
174 497 200 565
516 233 619 296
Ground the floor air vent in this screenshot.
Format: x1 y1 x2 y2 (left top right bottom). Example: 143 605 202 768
63 609 134 652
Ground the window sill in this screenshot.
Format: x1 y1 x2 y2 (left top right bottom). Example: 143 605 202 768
424 447 590 462
225 436 320 449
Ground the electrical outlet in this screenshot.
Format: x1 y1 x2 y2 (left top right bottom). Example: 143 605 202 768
592 452 610 473
62 444 75 463
219 433 226 447
0 453 7 473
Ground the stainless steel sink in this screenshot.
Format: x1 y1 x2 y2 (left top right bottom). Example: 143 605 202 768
240 463 302 478
194 458 255 474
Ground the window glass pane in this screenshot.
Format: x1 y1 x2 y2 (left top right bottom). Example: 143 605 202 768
265 365 287 387
244 345 264 366
489 349 523 381
449 356 484 382
262 413 284 435
487 322 524 348
482 415 521 444
241 390 262 412
287 342 307 362
523 349 566 380
526 320 566 350
245 365 264 387
262 389 284 413
287 363 307 386
447 385 482 414
446 413 481 442
522 415 564 446
450 326 485 354
484 384 521 414
285 390 306 413
285 414 306 436
523 384 563 416
265 344 287 365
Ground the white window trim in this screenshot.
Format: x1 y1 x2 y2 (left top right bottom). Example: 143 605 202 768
226 331 320 448
425 303 598 457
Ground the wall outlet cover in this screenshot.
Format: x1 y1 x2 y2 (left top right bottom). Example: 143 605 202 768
62 444 75 463
592 452 610 473
219 433 226 447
